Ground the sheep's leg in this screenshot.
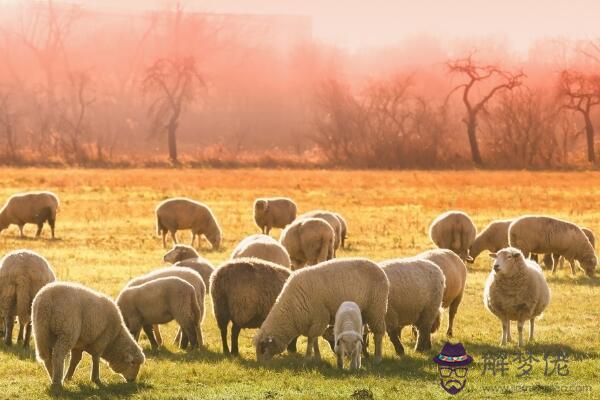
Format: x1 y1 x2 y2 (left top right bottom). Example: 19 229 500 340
23 322 32 348
551 256 558 273
336 350 344 369
50 342 70 388
448 296 462 337
43 357 53 382
91 354 102 386
567 259 577 275
190 233 196 247
218 320 230 354
387 326 404 356
506 320 512 342
286 337 298 353
362 331 370 358
153 324 163 346
266 225 272 235
35 222 43 238
180 322 197 350
49 217 56 239
230 324 241 356
179 330 189 350
170 230 178 244
529 318 535 341
373 332 383 364
16 321 24 345
313 340 321 361
196 323 203 348
305 336 315 358
517 320 524 347
162 231 167 248
415 324 432 352
64 349 83 381
142 325 159 351
18 224 25 238
500 319 508 346
3 316 14 346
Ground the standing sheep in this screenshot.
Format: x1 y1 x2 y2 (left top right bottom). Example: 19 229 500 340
210 257 292 356
469 219 513 261
117 277 203 351
509 215 597 277
155 198 222 250
544 227 596 272
254 258 389 363
417 249 467 337
163 244 215 291
299 210 343 252
0 249 56 347
0 191 59 238
429 211 477 262
380 257 445 355
254 197 297 235
484 247 551 346
279 218 335 270
231 234 291 268
333 301 363 370
32 282 145 388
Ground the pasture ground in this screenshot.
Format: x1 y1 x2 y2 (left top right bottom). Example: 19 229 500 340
0 168 598 399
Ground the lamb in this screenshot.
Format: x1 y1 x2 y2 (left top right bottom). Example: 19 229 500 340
0 249 56 347
155 197 221 250
429 211 477 262
334 212 348 248
254 197 297 235
299 210 343 252
484 247 551 346
125 267 205 349
32 282 145 388
163 244 215 291
0 191 59 238
254 258 389 363
509 215 597 277
379 257 445 355
469 219 513 261
117 277 203 351
210 257 292 356
231 234 291 268
279 217 335 270
416 249 467 337
543 227 596 272
333 301 363 370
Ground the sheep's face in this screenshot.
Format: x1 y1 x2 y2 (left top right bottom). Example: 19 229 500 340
163 245 196 263
580 255 597 277
254 335 285 362
206 231 221 250
110 350 144 383
489 248 523 277
254 200 268 217
335 333 363 366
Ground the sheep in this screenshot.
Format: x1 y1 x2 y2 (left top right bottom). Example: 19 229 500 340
210 257 292 356
469 219 513 261
0 249 55 347
254 197 297 235
484 247 551 346
509 215 597 277
0 191 59 239
254 257 389 363
155 197 221 250
279 217 335 270
117 277 203 351
379 257 445 355
32 282 145 388
299 210 342 252
416 249 467 337
231 234 291 268
334 212 348 248
163 244 215 291
125 267 205 349
333 301 363 370
543 227 596 272
429 211 477 262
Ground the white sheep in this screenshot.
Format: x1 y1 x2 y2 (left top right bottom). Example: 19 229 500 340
484 247 551 346
0 191 59 238
163 244 215 291
544 227 596 272
469 219 513 261
254 197 297 235
231 234 291 268
333 301 363 370
429 211 477 262
279 217 335 270
509 215 597 277
155 197 222 250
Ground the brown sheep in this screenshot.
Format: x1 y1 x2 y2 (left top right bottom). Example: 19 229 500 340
254 197 297 235
0 191 59 238
429 211 477 262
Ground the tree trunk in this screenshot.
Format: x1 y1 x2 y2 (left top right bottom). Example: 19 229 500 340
466 113 483 166
167 118 178 164
584 114 595 163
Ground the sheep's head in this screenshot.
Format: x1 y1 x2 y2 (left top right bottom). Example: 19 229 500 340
206 230 221 251
254 199 268 215
109 348 145 383
489 247 524 277
163 244 198 263
335 332 363 366
254 332 285 362
579 254 597 277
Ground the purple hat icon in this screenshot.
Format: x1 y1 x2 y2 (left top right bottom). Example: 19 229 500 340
433 342 473 367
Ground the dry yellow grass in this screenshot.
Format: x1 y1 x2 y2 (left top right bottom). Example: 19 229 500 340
0 168 598 399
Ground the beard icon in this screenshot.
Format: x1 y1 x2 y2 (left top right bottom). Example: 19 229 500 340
433 342 473 395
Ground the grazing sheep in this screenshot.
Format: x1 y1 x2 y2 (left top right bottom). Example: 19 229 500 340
163 244 215 291
210 257 292 356
484 247 551 346
254 197 297 235
0 250 55 347
334 212 348 248
0 191 59 238
429 211 477 262
117 277 203 351
379 258 445 355
231 234 291 268
32 282 145 388
125 267 205 349
469 219 513 261
417 249 467 337
333 301 363 370
509 215 597 277
254 258 389 363
156 198 221 250
279 217 335 270
299 210 343 251
544 227 596 272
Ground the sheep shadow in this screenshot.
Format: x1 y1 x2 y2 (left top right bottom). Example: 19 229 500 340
545 275 600 287
144 345 230 363
459 341 598 361
47 381 151 399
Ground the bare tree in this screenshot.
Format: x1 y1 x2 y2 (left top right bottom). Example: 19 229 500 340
557 69 600 163
143 56 205 164
447 54 525 166
0 88 18 160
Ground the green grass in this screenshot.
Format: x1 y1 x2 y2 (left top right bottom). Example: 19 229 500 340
0 168 598 399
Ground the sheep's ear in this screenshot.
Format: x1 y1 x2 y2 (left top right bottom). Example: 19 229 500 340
465 255 474 263
511 252 521 259
489 253 497 259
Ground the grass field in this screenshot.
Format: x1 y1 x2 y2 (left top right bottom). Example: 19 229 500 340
0 168 598 399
